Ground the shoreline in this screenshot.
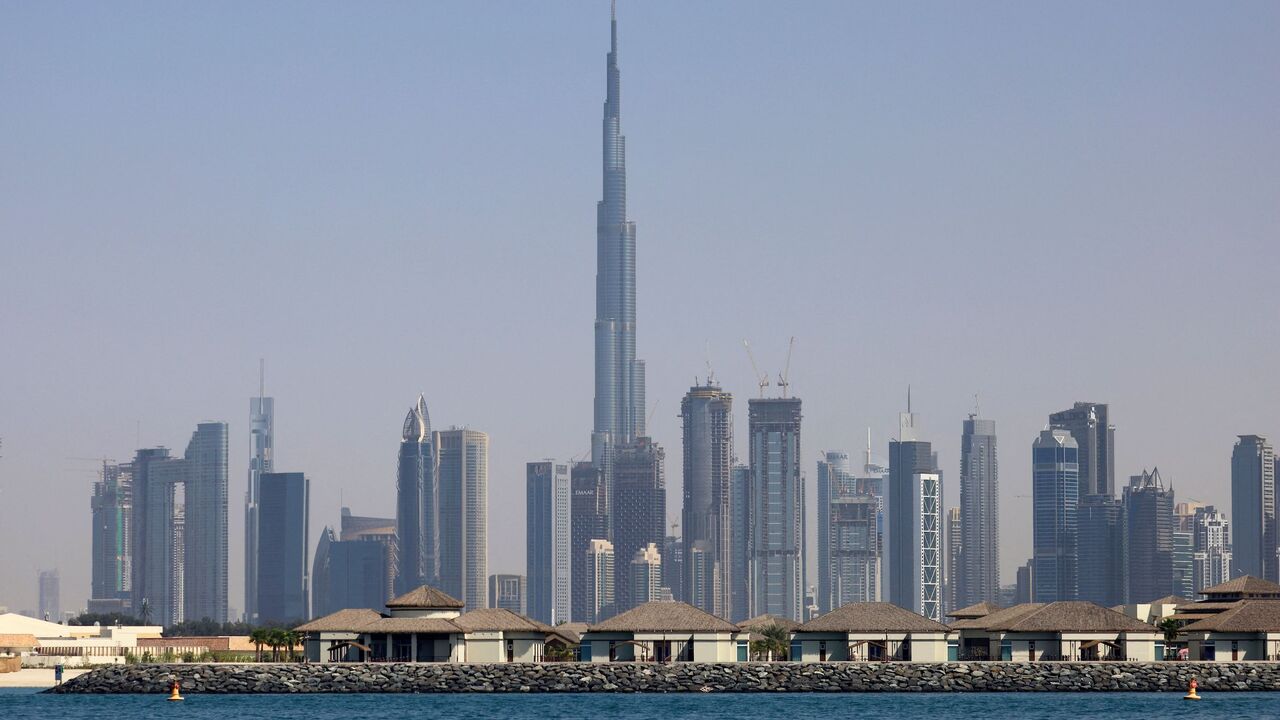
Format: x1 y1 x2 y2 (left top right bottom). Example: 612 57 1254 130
0 668 92 689
44 661 1280 694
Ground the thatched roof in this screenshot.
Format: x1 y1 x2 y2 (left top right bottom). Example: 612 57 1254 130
453 608 552 633
948 601 1003 619
1201 575 1280 599
1145 595 1191 607
589 601 739 633
739 613 802 632
385 585 465 609
294 608 384 632
1182 600 1280 633
799 602 949 633
549 622 589 644
963 601 1156 633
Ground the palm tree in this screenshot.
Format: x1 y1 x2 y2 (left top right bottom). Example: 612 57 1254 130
283 630 301 662
139 599 151 626
1158 618 1181 660
249 629 267 662
758 624 791 661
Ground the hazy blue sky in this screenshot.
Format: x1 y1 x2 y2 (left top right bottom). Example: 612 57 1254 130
2 1 1277 615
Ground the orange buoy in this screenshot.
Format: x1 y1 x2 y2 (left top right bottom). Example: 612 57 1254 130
167 679 184 702
1183 677 1200 701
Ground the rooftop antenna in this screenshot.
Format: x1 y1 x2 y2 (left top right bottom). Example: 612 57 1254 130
777 336 795 398
972 392 980 419
259 358 265 397
704 340 714 385
742 339 770 398
907 384 912 414
864 427 873 470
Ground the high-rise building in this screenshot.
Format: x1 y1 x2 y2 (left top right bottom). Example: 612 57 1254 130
662 534 684 603
959 415 998 607
256 472 309 623
587 539 615 623
828 493 880 608
244 365 273 624
1172 530 1194 600
886 398 941 621
748 397 805 622
437 428 488 610
339 508 397 605
488 574 527 615
311 527 333 618
1077 495 1123 606
680 383 734 618
38 570 59 622
611 437 665 613
183 422 229 624
571 462 608 622
729 464 752 620
315 523 393 618
1049 402 1114 498
1015 560 1034 604
1192 505 1232 595
630 543 663 606
1232 435 1276 582
816 452 852 614
526 460 572 625
395 395 438 594
130 446 173 625
90 460 133 609
1121 468 1174 603
590 1 645 496
945 507 961 616
1032 428 1078 603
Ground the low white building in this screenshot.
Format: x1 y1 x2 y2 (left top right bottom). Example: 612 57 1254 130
950 601 1161 661
793 602 951 662
581 601 744 662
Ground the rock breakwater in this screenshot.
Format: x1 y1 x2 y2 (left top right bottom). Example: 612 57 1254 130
46 661 1280 694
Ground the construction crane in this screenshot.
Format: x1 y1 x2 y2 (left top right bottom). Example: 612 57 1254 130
742 339 770 398
777 336 796 398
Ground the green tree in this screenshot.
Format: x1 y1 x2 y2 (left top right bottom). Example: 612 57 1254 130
1158 618 1181 659
753 624 791 661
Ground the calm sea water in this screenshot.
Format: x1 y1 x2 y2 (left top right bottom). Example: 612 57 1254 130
1 689 1274 720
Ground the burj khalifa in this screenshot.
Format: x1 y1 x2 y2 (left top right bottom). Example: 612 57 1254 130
592 1 645 467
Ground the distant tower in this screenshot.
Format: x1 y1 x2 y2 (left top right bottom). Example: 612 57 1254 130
1032 428 1079 602
611 437 666 613
571 462 608 622
748 397 805 622
630 543 663 605
245 361 273 623
1048 402 1114 498
38 569 60 622
395 395 437 594
488 574 527 615
1122 468 1174 603
256 472 310 623
680 382 734 618
90 460 133 609
1231 435 1276 581
1192 506 1232 594
526 460 572 624
587 539 616 623
729 464 751 620
945 506 961 615
959 414 998 607
885 396 941 621
436 428 488 610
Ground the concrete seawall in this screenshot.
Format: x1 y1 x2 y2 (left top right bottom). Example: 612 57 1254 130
45 662 1280 693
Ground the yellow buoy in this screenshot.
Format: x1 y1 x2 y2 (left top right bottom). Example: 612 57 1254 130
1183 677 1200 701
167 679 184 702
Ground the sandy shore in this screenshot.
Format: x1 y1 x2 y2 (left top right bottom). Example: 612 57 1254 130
0 668 92 688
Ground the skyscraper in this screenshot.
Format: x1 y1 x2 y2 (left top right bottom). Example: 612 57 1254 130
437 428 488 610
1231 435 1276 582
185 422 231 624
662 533 684 603
256 472 309 623
959 415 998 607
1049 402 1114 498
827 493 880 608
1032 428 1078 602
945 506 961 616
90 460 132 610
680 382 734 618
314 512 395 618
129 446 172 624
816 452 852 614
591 1 645 475
1192 506 1231 595
396 395 437 594
38 570 59 622
611 437 665 613
885 400 941 621
571 462 608 622
488 574 527 615
1121 468 1174 603
244 364 273 624
748 397 805 622
526 460 572 625
631 543 663 605
587 539 616 623
1077 495 1123 606
729 464 752 620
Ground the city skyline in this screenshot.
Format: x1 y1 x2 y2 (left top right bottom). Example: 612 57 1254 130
2 1 1279 614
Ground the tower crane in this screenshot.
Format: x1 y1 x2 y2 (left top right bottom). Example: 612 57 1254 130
742 339 770 398
777 336 796 398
